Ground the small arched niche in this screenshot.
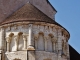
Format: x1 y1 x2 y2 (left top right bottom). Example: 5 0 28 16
37 32 45 51
18 32 24 51
9 33 15 52
47 34 53 52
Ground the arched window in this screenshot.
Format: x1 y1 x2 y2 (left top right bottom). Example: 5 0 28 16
37 32 44 51
47 34 53 52
18 32 24 51
10 35 15 52
8 33 15 52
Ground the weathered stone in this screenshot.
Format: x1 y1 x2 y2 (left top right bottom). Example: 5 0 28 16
0 0 70 60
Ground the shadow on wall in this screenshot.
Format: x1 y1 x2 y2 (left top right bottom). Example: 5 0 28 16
69 45 80 60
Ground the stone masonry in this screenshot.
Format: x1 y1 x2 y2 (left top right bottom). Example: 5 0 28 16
0 0 70 60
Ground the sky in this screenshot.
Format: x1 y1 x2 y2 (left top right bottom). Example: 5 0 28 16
49 0 80 53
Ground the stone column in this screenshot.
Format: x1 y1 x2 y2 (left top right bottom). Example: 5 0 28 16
14 35 18 51
6 37 11 52
27 24 35 50
44 36 48 51
53 42 56 52
52 37 57 52
34 35 38 50
55 42 58 53
23 35 27 50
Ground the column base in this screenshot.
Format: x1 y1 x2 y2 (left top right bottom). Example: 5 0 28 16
27 46 35 51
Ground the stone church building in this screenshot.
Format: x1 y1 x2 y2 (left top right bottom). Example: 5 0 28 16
0 0 71 60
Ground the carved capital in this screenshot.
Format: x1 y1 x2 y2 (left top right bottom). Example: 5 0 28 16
6 37 11 43
34 34 39 40
52 37 57 43
14 35 18 41
44 36 49 41
23 35 27 41
34 35 39 40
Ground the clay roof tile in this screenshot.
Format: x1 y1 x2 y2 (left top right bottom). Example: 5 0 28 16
1 3 57 25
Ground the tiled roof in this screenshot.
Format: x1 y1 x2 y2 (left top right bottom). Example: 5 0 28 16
0 3 59 26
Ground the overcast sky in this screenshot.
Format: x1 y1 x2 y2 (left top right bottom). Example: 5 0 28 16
49 0 80 53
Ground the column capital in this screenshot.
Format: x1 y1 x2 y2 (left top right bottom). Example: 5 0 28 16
44 36 49 41
34 34 39 40
23 35 27 41
6 37 11 43
52 37 57 43
14 35 18 40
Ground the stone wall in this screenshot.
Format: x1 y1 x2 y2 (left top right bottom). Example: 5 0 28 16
5 51 27 60
35 51 57 60
0 22 69 60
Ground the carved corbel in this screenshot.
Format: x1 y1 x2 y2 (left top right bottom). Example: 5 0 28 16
14 25 17 29
7 26 11 31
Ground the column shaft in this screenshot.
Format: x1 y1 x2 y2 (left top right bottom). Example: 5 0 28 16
6 37 11 52
35 40 37 50
27 24 35 50
44 37 48 51
29 24 32 46
53 43 55 52
23 35 27 50
14 36 18 51
7 42 10 52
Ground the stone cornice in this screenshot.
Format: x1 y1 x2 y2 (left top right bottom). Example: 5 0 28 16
0 22 70 41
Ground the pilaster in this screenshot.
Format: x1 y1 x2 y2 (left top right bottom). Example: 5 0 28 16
27 24 35 51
